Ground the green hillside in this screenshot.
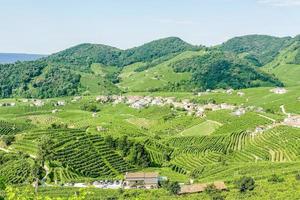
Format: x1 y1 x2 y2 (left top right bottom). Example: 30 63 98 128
0 36 288 99
263 40 300 86
220 34 293 66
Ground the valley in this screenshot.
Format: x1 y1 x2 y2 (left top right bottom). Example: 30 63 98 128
0 35 300 199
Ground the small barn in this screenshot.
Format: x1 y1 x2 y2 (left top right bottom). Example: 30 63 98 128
179 181 227 194
179 183 207 194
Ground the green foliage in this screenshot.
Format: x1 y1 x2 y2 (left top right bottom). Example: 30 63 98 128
267 174 285 183
0 176 6 190
0 60 47 98
128 143 152 167
236 176 255 192
49 37 197 69
220 34 293 65
1 135 15 146
205 184 224 200
80 103 101 112
172 51 283 90
166 181 181 195
32 66 81 98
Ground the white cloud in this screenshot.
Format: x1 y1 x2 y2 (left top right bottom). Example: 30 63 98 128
258 0 300 6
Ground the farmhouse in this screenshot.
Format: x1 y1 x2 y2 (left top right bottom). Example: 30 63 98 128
125 172 159 189
237 91 245 96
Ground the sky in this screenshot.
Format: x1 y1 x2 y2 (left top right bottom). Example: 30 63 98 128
0 0 300 54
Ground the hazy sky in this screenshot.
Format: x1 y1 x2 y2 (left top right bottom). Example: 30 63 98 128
1 0 300 54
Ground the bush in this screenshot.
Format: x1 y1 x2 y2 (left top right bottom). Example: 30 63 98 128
236 176 255 192
0 176 6 190
295 173 300 181
80 103 100 112
1 135 15 146
268 174 284 183
205 184 224 200
168 181 181 195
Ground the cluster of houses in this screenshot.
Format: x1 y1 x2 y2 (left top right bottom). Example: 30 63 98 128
95 95 245 117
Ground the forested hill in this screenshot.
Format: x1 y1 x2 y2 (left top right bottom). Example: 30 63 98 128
219 35 294 66
48 37 198 71
1 35 298 99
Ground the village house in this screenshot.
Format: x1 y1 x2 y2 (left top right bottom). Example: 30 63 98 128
124 172 159 189
233 108 246 117
283 115 300 128
96 126 107 132
52 109 59 114
226 89 234 95
151 97 164 106
130 99 148 109
220 103 235 110
96 95 110 103
71 96 82 102
237 91 245 97
54 100 65 106
31 99 44 107
270 87 287 94
126 96 143 104
0 102 16 107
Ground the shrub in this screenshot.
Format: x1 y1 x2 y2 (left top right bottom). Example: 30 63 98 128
268 174 284 183
80 103 100 112
1 135 15 146
295 173 300 181
168 181 181 195
236 176 255 192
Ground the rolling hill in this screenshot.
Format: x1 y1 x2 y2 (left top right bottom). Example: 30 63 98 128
1 35 300 99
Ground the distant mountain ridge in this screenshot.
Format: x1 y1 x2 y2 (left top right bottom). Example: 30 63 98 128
0 35 299 98
0 53 46 64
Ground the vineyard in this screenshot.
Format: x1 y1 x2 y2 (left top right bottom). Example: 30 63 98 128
0 87 300 199
8 129 134 182
0 152 34 184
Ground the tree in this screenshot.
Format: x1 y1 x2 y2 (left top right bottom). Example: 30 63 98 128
37 135 54 166
0 176 6 190
205 184 224 200
167 181 181 195
128 143 152 167
236 176 255 192
1 135 15 146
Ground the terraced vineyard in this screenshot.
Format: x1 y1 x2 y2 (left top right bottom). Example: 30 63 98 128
0 121 23 136
9 129 134 182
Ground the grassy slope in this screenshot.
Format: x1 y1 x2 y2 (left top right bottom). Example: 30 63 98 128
117 51 204 91
262 41 300 86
